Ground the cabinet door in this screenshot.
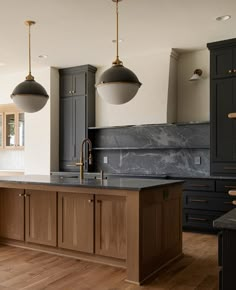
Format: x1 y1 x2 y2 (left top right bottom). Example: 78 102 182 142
58 192 94 253
75 96 86 159
60 97 75 169
25 190 57 247
0 188 24 241
73 72 86 96
60 74 73 97
16 113 24 148
211 48 233 78
95 195 127 259
5 113 16 148
211 78 236 163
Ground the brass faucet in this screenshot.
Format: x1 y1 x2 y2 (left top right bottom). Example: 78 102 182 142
75 138 93 180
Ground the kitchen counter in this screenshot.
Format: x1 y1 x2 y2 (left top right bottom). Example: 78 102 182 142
214 208 236 230
0 174 182 190
52 171 236 180
0 174 183 285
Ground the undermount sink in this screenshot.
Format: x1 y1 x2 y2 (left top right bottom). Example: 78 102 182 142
59 172 106 180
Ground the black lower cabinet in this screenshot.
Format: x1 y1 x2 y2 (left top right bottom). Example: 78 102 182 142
182 178 235 232
218 230 236 290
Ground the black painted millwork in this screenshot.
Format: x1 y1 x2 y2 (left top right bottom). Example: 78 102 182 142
182 178 236 233
217 230 236 290
59 65 97 172
208 38 236 176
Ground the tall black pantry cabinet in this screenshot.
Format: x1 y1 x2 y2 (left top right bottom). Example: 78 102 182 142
207 39 236 176
59 65 97 171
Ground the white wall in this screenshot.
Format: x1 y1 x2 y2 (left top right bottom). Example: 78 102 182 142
24 68 51 175
167 50 178 123
0 67 59 175
177 49 209 122
96 49 172 127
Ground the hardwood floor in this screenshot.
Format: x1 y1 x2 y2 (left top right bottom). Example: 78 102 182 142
0 232 218 290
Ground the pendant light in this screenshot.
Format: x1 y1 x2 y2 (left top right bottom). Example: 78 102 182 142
96 0 142 105
11 20 49 113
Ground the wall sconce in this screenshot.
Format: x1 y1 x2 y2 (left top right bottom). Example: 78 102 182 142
189 69 203 81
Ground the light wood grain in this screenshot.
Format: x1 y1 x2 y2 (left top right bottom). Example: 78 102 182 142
0 188 24 241
58 191 94 253
25 190 57 247
0 232 218 290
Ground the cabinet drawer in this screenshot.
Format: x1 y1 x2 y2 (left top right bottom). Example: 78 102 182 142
183 179 215 191
183 192 235 212
211 162 236 177
216 180 236 193
183 209 222 231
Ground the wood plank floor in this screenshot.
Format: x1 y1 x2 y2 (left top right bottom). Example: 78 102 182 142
0 232 218 290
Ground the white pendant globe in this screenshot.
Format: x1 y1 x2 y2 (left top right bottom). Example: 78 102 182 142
96 64 141 105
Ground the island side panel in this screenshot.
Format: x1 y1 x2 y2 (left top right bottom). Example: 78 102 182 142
126 190 140 284
139 184 183 283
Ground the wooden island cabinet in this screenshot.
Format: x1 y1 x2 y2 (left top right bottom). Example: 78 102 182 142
0 175 183 285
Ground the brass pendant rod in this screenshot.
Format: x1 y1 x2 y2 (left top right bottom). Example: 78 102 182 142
25 20 35 81
112 0 122 65
28 23 32 77
116 0 119 61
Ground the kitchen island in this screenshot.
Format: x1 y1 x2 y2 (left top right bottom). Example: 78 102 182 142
0 175 183 285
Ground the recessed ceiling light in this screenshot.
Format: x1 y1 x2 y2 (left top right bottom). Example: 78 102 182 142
38 54 48 59
112 39 123 43
216 15 231 21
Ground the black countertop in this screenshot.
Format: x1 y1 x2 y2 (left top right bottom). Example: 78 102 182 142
214 209 236 230
51 171 236 180
0 175 183 191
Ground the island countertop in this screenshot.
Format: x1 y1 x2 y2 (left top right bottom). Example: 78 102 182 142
0 175 183 191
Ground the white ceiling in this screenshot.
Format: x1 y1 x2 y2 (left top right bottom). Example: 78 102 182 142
0 0 236 75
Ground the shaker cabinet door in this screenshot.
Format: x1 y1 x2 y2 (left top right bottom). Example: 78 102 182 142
58 192 94 253
211 78 236 162
25 190 57 247
0 188 24 241
210 48 233 78
95 195 127 259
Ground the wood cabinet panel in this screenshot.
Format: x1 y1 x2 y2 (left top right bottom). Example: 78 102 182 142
58 192 94 253
95 195 127 259
0 188 24 241
25 190 57 247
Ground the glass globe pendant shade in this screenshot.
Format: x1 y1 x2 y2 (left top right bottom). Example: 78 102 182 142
96 0 142 105
11 20 49 113
11 79 49 113
96 64 141 104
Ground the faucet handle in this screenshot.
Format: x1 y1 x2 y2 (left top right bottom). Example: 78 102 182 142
88 152 92 165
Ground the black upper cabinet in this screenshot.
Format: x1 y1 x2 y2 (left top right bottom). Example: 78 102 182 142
60 72 86 97
59 65 97 171
208 39 236 79
208 39 236 176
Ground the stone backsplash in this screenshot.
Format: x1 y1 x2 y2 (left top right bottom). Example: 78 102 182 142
89 122 210 177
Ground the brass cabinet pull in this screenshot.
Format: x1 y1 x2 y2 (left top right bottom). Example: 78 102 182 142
188 184 209 187
88 199 93 203
190 199 208 203
224 166 236 170
97 200 102 203
234 69 236 73
229 69 232 73
188 217 207 222
24 194 30 197
228 113 236 119
18 193 24 197
232 200 236 205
